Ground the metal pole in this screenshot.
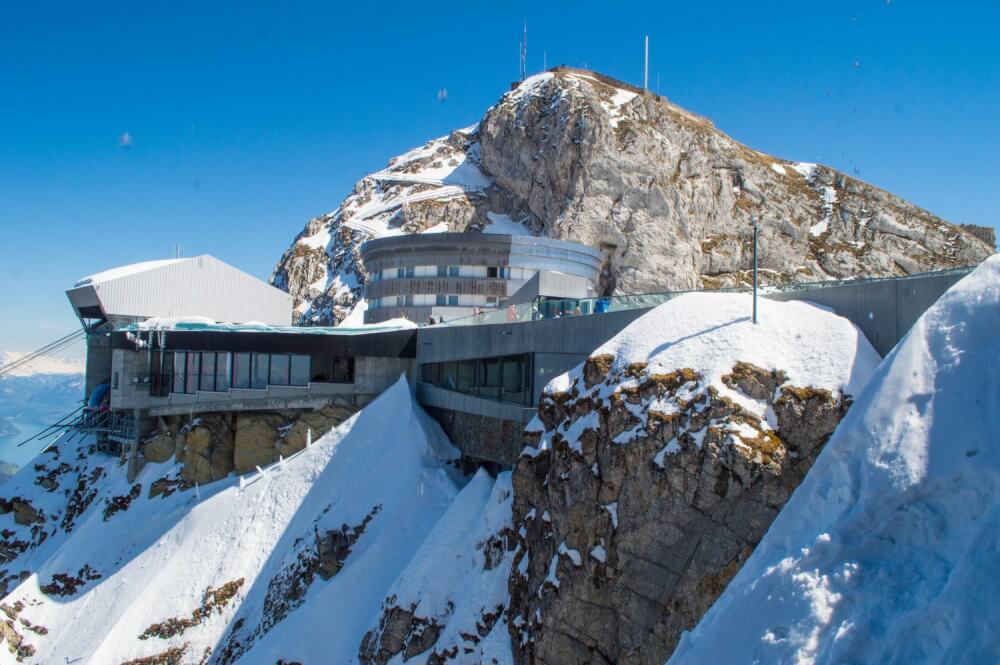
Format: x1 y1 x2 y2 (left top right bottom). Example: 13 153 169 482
644 36 649 90
752 217 759 324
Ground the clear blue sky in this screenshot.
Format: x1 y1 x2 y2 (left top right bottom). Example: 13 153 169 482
1 1 997 357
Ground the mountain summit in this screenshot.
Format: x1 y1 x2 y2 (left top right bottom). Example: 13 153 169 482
273 67 994 324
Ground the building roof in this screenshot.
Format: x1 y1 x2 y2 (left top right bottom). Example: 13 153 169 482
66 254 293 327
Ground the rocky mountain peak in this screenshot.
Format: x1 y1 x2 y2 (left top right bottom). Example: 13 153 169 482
272 68 994 324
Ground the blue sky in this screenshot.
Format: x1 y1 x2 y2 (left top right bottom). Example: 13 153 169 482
1 0 997 357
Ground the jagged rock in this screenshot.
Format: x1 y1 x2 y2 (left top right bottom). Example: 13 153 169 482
142 430 176 464
180 415 236 485
508 361 853 665
233 412 285 474
11 501 43 527
272 68 993 323
280 405 355 458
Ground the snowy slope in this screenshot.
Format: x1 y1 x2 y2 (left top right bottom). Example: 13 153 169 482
668 255 1000 664
0 378 519 664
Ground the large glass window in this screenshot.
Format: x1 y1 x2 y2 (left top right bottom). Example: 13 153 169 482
270 354 290 386
154 351 172 397
457 360 476 394
420 354 532 406
185 352 200 394
200 352 216 392
447 295 459 306
332 357 354 383
252 353 269 389
172 351 186 394
479 357 501 399
436 294 446 306
233 352 251 389
215 353 231 391
448 265 460 277
290 355 310 386
437 265 447 277
502 355 528 404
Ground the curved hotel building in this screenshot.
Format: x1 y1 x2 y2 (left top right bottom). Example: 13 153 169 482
359 233 603 323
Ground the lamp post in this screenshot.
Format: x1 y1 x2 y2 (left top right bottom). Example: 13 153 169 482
751 216 759 324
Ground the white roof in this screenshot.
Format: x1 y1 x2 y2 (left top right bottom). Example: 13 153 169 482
74 258 186 287
66 255 293 327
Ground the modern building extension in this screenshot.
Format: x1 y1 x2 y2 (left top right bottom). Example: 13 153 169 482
360 232 603 323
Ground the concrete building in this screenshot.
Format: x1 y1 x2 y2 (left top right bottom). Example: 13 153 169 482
359 233 603 323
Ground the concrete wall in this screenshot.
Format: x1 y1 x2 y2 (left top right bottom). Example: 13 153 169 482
764 270 969 356
84 334 113 400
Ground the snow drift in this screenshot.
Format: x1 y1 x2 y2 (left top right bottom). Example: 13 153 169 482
669 255 1000 664
0 377 514 664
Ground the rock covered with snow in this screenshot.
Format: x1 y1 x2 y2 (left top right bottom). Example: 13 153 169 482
272 68 993 324
668 255 1000 664
0 377 518 664
507 293 880 665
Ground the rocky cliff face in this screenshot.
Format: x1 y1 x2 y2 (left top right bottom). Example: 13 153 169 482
504 293 881 664
273 68 993 324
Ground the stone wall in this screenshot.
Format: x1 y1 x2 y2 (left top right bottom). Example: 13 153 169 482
423 406 524 469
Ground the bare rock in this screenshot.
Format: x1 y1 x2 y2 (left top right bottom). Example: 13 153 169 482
180 415 235 485
508 360 853 665
233 412 285 474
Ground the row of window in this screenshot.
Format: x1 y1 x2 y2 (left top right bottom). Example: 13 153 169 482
420 354 532 406
370 294 501 310
370 265 525 281
149 350 354 397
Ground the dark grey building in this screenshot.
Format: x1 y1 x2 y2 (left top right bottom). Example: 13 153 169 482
359 233 603 323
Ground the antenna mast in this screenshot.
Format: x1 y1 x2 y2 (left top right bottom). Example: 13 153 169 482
519 20 528 81
644 35 649 90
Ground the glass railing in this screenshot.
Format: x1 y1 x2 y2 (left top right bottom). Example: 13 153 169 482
438 265 977 328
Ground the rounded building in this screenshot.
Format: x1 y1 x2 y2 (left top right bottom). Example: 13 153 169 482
359 233 603 323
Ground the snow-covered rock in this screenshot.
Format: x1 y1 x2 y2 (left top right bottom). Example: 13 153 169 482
668 256 1000 664
509 293 880 664
272 68 994 324
0 377 517 664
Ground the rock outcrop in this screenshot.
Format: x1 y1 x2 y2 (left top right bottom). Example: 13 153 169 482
140 403 358 485
503 292 880 665
273 68 994 323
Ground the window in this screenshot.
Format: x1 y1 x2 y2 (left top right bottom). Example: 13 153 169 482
448 265 460 277
172 352 186 393
152 351 171 397
332 357 354 383
372 270 382 282
200 352 216 392
252 353 269 389
437 265 448 277
447 295 459 306
397 266 414 278
215 353 231 391
487 266 508 279
403 293 413 307
290 355 310 386
397 267 404 279
436 294 446 306
185 352 200 394
486 296 499 306
233 353 251 389
457 360 476 394
370 297 381 310
420 354 532 406
487 266 498 278
270 354 290 386
112 371 119 389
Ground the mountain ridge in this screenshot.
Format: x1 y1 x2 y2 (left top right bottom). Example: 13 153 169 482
272 68 994 324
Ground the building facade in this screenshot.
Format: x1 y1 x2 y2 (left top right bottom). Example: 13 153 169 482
359 233 603 323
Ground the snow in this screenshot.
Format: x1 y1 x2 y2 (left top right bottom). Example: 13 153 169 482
792 162 818 179
589 544 607 564
545 293 879 422
131 316 416 334
0 377 501 664
74 258 185 287
771 163 787 175
506 72 555 102
484 212 532 236
669 255 1000 665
